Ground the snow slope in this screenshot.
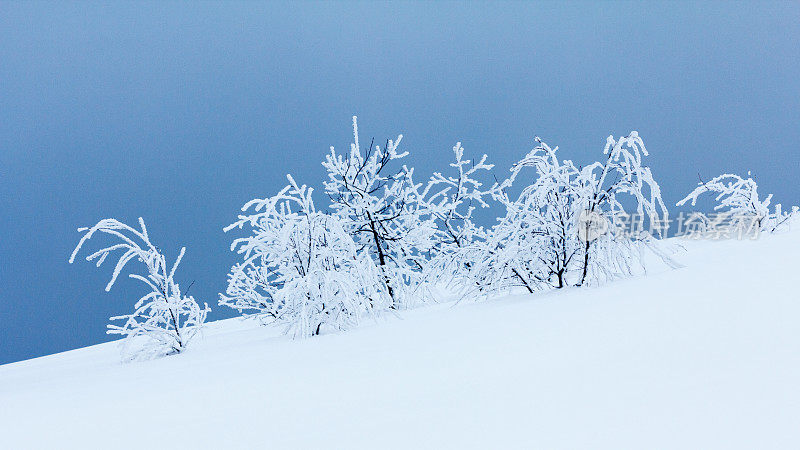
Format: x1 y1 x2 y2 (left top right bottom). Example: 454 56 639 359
2 230 799 449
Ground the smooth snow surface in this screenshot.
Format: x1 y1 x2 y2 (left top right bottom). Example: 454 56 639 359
2 231 799 449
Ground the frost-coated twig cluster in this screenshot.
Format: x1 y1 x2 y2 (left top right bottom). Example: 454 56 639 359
677 173 798 233
69 218 209 361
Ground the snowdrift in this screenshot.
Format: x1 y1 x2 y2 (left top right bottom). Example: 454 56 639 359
1 229 799 449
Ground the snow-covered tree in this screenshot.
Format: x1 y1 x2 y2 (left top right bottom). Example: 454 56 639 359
677 173 797 234
445 132 676 297
428 138 578 295
322 116 436 309
500 137 585 290
419 143 501 290
222 175 390 337
69 218 209 361
571 132 676 286
422 142 495 251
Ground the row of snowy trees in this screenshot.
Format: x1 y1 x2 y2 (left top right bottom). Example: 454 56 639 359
219 118 680 339
69 117 796 360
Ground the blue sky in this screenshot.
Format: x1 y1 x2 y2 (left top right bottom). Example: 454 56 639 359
1 1 799 364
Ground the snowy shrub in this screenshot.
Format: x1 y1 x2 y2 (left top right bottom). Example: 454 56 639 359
422 142 495 252
69 218 209 361
322 116 436 309
486 141 579 292
569 132 677 285
447 132 676 296
418 143 499 290
222 175 390 337
677 173 797 234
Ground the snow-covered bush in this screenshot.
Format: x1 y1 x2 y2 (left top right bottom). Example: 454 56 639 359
677 173 797 234
422 142 495 251
445 132 676 296
498 139 582 291
420 143 499 289
570 132 677 286
69 218 209 361
323 116 436 309
222 175 390 337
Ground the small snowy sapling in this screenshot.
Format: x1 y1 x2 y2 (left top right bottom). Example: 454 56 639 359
69 217 209 361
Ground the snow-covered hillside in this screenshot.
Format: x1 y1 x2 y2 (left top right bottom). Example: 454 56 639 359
2 229 799 449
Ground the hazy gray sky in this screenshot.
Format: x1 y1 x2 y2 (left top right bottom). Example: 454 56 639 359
1 1 799 363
